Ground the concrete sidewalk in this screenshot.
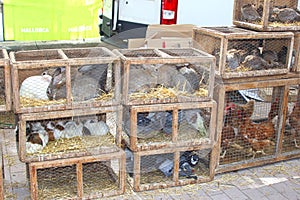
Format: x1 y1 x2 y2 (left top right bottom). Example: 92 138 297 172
1 128 299 200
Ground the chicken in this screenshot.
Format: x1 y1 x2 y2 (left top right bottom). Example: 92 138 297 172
268 98 280 121
288 101 300 148
239 118 275 142
225 100 255 124
246 138 273 159
241 4 261 22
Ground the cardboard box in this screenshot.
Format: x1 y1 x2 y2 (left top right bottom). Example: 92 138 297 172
128 24 195 48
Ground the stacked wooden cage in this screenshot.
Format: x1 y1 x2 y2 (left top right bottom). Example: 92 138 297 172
113 48 219 191
193 0 300 174
233 0 300 32
9 47 126 199
213 74 299 173
0 49 12 129
193 26 294 78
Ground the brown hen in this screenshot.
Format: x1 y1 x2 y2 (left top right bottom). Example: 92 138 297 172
289 101 300 148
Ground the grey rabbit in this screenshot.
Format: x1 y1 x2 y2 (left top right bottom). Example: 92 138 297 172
47 64 108 101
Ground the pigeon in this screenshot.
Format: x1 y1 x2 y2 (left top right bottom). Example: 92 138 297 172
242 55 271 70
272 7 300 23
241 4 262 22
262 50 278 64
226 49 242 70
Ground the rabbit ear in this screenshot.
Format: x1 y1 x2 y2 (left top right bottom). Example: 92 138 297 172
52 67 66 86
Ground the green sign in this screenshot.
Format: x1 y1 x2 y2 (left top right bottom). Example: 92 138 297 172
3 0 102 41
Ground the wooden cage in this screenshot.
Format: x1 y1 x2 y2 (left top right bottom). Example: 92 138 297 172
10 47 120 114
0 49 12 112
214 74 300 174
113 48 215 105
125 145 218 192
28 149 126 200
17 105 122 163
122 101 217 152
193 26 294 79
233 0 300 31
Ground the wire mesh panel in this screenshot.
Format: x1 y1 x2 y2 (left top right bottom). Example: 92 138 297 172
29 150 125 200
10 47 120 114
113 48 215 105
0 49 12 112
61 47 120 108
193 26 294 79
122 101 217 151
17 106 122 163
233 0 300 31
125 146 216 192
214 77 296 173
282 83 300 156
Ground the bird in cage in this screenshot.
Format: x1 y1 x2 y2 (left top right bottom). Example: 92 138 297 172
271 7 300 23
241 4 262 22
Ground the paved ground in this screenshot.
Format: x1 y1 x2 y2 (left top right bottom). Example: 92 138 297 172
1 128 299 200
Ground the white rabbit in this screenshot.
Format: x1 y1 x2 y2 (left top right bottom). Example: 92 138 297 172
20 72 52 100
60 121 83 138
83 120 109 136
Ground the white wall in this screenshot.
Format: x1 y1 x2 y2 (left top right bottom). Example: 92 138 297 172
177 0 235 26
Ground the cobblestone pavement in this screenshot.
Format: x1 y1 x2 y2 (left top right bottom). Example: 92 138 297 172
1 128 299 200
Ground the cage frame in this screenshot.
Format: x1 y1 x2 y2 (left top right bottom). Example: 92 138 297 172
28 149 126 200
214 73 300 174
113 48 216 106
193 26 294 79
233 0 300 31
122 101 217 152
0 143 4 200
0 49 12 112
17 105 123 163
9 47 121 114
127 145 218 192
293 32 300 72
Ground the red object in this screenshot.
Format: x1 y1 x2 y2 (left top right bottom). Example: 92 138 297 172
161 0 178 24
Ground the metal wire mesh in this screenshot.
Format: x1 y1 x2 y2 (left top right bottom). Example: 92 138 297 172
219 86 284 165
159 48 207 57
194 28 291 78
235 0 300 25
19 112 118 161
36 160 121 199
282 84 300 153
123 104 214 150
62 47 113 58
119 49 161 57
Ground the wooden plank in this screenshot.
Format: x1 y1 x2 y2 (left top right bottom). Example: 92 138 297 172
0 144 3 200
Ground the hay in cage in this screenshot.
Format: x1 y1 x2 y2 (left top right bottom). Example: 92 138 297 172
20 97 67 107
254 21 300 27
37 162 119 200
140 170 172 184
129 85 208 101
0 97 4 105
94 91 114 101
28 134 115 155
